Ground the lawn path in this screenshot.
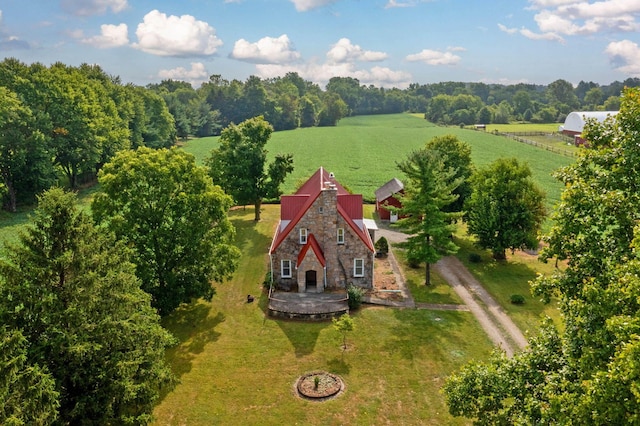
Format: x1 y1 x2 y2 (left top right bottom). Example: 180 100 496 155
375 222 527 357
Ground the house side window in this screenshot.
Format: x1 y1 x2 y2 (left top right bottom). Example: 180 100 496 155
337 228 345 244
281 260 292 278
299 228 307 244
354 258 364 277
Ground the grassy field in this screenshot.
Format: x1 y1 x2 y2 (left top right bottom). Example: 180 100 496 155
152 205 489 425
182 114 573 215
483 123 560 133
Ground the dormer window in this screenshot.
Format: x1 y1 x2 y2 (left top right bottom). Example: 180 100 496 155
337 228 345 244
299 228 307 244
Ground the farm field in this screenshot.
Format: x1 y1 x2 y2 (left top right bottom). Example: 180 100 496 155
183 114 574 214
152 205 489 425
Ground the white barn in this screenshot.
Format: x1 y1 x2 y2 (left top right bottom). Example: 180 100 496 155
560 111 618 136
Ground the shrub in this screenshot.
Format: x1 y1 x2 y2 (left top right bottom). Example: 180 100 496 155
468 253 483 263
510 294 525 305
375 236 389 257
347 284 365 310
262 271 272 289
407 253 421 268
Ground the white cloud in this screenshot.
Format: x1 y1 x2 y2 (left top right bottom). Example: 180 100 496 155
245 36 408 88
326 38 388 64
256 62 412 89
61 0 128 16
526 0 640 37
385 0 433 8
158 62 209 86
405 49 461 66
0 9 30 50
605 39 640 76
290 0 338 12
230 35 301 64
132 10 223 57
499 22 565 43
81 23 128 48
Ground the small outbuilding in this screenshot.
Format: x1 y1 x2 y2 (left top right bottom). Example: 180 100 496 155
560 111 618 146
375 178 404 223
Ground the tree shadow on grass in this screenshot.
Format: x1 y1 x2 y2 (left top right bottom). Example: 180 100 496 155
385 309 473 362
326 356 351 375
162 302 225 379
274 319 330 357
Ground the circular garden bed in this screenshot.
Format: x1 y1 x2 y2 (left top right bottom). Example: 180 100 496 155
295 371 344 401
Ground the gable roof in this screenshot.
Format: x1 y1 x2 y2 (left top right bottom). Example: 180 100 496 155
375 178 404 202
295 167 350 196
297 233 325 267
270 167 374 254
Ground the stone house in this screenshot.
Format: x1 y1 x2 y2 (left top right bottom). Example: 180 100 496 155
269 167 375 293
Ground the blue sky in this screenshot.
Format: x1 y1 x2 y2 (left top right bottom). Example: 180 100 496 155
1 0 639 89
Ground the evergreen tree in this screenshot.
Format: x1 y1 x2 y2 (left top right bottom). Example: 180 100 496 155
396 148 462 285
0 188 175 424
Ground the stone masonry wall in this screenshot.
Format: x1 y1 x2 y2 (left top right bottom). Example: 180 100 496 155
272 187 373 291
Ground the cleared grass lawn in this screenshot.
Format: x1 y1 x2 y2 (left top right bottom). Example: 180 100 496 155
152 204 490 425
183 114 572 215
453 224 563 335
0 186 97 254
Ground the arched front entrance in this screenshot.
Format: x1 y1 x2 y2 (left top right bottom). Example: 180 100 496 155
305 270 317 292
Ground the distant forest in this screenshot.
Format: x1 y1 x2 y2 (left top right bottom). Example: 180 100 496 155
156 73 638 136
0 56 638 211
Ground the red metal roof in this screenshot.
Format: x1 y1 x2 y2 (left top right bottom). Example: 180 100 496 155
270 167 374 254
297 233 326 267
281 195 308 220
337 194 362 220
295 166 349 196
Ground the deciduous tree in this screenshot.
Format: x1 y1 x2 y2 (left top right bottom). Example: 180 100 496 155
425 134 473 214
207 116 294 221
444 88 640 424
93 147 240 315
464 158 545 260
0 87 52 212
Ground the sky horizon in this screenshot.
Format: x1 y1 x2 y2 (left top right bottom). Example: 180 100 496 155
1 0 639 90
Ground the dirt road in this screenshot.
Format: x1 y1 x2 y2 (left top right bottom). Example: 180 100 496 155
375 224 527 357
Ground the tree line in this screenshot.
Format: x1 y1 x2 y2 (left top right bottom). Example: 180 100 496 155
2 55 637 213
154 74 640 139
0 58 176 211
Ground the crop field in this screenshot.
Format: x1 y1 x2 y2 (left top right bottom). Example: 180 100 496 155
183 114 574 214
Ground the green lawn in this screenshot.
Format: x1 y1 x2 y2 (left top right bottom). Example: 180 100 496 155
152 205 488 425
0 186 97 253
183 114 573 215
453 224 563 335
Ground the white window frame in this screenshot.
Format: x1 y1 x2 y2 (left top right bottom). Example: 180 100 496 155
299 228 307 244
337 228 345 244
281 260 292 278
353 258 364 277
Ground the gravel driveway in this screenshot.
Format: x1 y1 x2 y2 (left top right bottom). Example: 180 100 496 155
374 221 527 357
